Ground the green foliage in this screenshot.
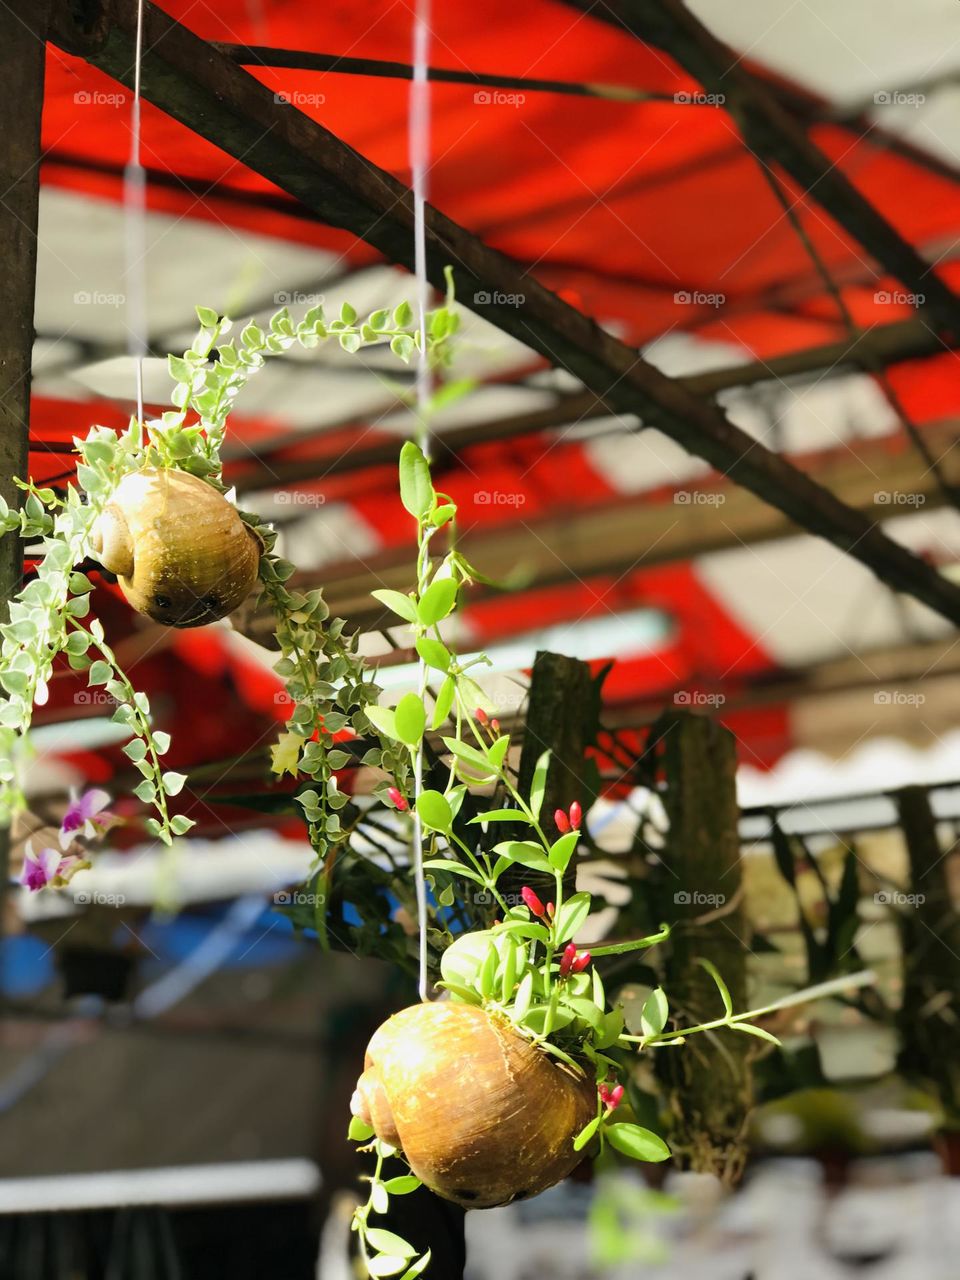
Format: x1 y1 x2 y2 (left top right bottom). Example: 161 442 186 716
0 288 456 861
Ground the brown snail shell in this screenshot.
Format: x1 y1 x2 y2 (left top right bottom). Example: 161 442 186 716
89 469 261 628
351 1002 595 1209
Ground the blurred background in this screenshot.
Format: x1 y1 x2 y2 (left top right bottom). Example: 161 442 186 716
2 0 960 1275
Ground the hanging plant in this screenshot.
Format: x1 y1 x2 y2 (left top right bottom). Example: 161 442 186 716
340 437 874 1279
0 281 459 852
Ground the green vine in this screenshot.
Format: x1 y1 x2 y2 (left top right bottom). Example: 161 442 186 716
0 279 460 854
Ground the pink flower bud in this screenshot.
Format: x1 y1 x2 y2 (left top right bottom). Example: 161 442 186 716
569 800 582 830
571 950 591 974
490 718 501 733
554 808 571 834
608 1084 624 1110
559 941 577 978
387 787 408 811
521 886 546 918
546 901 555 919
476 708 489 725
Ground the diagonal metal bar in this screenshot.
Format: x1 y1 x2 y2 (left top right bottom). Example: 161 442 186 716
48 0 960 625
559 0 960 336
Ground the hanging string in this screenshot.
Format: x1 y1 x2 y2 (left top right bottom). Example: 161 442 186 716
123 0 148 436
409 0 433 1003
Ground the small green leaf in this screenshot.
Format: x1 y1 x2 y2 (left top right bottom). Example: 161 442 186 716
478 942 499 999
394 692 426 745
162 771 187 797
366 1255 408 1277
423 859 485 885
88 660 112 686
513 970 534 1021
492 840 552 876
468 809 527 825
414 637 451 671
698 957 732 1018
595 1007 625 1050
170 815 195 836
417 578 457 626
399 1252 432 1280
730 1022 782 1046
429 504 456 528
641 987 669 1037
441 737 497 775
384 1176 420 1195
416 789 453 832
573 1116 601 1152
348 1115 374 1142
134 779 156 804
530 748 551 820
562 995 603 1030
431 676 455 729
123 739 147 763
437 981 483 1005
605 1123 671 1163
554 892 591 944
371 589 419 623
549 831 579 873
398 441 433 520
195 305 219 328
366 705 399 740
393 300 413 328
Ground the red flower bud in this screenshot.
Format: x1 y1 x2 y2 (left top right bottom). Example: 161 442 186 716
490 718 501 733
571 950 591 974
387 787 408 811
476 707 489 725
608 1084 624 1109
559 941 578 978
521 886 546 918
598 1084 612 1105
569 800 582 830
554 808 571 834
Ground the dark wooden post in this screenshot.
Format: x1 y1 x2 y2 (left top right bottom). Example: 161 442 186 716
500 651 600 906
894 787 960 1122
0 0 48 944
653 710 752 1183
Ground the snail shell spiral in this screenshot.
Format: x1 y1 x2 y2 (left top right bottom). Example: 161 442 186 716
89 468 261 628
351 1002 595 1209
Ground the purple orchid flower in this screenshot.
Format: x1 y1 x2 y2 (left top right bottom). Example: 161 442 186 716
18 842 63 892
60 789 116 849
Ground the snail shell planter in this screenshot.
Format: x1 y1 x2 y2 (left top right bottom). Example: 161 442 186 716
89 468 262 628
352 1002 596 1209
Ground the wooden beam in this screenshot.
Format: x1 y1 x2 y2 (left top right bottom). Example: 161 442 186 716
239 418 960 637
559 0 960 336
229 316 958 491
48 0 960 626
213 42 673 105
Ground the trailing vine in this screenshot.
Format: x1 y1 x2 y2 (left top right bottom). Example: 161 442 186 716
0 278 460 855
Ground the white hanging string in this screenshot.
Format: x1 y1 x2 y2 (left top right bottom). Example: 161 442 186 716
123 0 148 434
409 0 433 1003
